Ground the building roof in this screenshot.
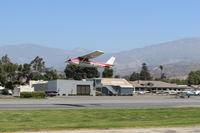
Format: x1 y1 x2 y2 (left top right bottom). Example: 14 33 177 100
101 78 133 88
191 85 200 88
130 80 183 88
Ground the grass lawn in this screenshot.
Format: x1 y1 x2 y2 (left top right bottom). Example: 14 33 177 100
0 97 18 99
1 107 200 132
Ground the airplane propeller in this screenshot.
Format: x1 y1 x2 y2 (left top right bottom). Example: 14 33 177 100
65 56 71 63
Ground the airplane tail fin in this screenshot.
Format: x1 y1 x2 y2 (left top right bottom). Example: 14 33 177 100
106 56 115 65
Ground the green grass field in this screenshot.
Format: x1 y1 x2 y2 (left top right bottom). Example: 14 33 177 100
1 107 200 132
0 97 18 99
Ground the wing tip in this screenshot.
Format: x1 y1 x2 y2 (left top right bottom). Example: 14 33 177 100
96 50 104 53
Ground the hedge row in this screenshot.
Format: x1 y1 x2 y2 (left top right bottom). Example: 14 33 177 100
96 91 104 96
20 91 45 98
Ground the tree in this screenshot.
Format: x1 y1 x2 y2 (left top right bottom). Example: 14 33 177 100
129 72 140 81
64 64 99 80
0 72 6 86
21 63 31 77
0 55 18 82
187 70 200 85
159 65 163 78
18 64 23 72
2 63 18 82
102 68 113 78
159 65 166 79
23 63 31 73
114 75 120 78
0 55 50 86
64 64 78 80
2 89 9 95
5 81 14 90
30 56 45 72
122 75 131 81
83 67 100 79
166 78 187 85
44 70 57 80
29 72 45 80
16 63 31 83
3 63 18 73
0 61 6 85
160 73 166 80
1 55 11 64
140 63 151 80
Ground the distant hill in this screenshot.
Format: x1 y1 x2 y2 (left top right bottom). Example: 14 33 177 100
1 38 200 78
0 44 92 71
112 37 200 69
109 37 200 78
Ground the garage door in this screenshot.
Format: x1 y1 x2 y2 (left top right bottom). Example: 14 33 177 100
77 85 90 95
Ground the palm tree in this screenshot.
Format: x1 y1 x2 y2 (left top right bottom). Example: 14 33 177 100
159 65 163 79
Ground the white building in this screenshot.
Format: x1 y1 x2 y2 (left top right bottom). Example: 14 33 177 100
0 86 5 94
13 80 48 96
130 80 186 94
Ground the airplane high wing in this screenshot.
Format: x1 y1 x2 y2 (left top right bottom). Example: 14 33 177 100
78 50 104 60
66 50 115 68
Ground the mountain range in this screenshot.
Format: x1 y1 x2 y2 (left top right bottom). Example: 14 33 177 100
1 37 200 79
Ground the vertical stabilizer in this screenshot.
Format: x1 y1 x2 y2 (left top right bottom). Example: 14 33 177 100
106 56 115 65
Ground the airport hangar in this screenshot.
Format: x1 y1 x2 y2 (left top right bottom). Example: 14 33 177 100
18 78 133 96
47 80 95 96
46 78 134 96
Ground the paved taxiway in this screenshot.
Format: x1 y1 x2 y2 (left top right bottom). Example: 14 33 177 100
0 96 200 110
17 126 200 133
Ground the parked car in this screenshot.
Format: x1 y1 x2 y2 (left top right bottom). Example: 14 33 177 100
156 90 169 95
8 90 12 95
135 91 147 95
194 90 200 95
175 91 194 98
46 92 57 97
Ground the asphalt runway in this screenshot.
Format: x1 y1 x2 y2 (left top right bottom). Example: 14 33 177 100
0 96 200 110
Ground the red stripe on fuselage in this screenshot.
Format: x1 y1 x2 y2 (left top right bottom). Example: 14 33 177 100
69 58 112 66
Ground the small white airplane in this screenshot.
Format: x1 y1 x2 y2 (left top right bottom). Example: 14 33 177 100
66 50 115 68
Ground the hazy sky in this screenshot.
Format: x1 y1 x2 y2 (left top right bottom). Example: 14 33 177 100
0 0 200 52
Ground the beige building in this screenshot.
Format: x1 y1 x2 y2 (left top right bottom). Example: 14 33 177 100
130 80 186 94
92 78 134 96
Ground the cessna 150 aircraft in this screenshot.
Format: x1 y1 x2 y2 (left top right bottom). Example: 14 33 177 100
66 50 115 68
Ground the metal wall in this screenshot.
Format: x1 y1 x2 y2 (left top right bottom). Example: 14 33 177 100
33 83 48 91
47 80 95 96
120 88 134 95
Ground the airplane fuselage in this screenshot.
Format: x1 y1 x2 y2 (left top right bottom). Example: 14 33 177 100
68 58 112 68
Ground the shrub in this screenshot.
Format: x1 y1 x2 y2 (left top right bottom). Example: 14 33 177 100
96 91 103 96
68 94 76 96
32 91 45 98
2 89 9 95
5 82 14 90
20 91 45 98
20 92 32 98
